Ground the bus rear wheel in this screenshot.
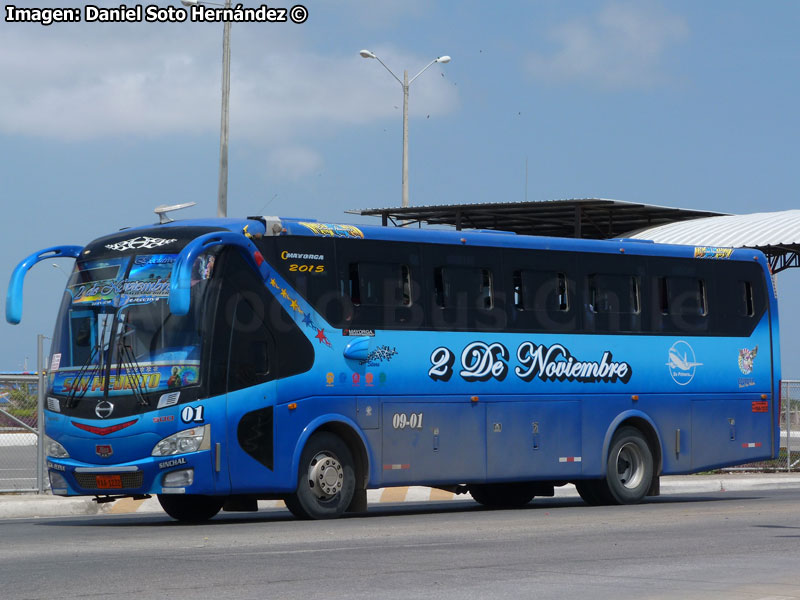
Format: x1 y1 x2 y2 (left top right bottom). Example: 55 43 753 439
575 480 613 506
157 494 225 522
469 483 535 508
285 432 356 520
605 426 653 505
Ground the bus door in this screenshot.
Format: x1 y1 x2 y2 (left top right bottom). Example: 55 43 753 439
207 251 279 493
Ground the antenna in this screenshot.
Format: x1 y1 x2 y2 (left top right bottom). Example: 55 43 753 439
154 202 197 224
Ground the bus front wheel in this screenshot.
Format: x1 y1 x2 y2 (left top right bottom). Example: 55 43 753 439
157 494 225 522
285 432 356 520
605 426 653 505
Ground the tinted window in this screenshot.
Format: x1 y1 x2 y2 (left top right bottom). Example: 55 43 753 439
581 255 645 333
654 275 709 333
434 266 493 309
427 245 505 331
209 249 314 395
347 262 411 307
588 274 640 315
712 261 768 336
659 276 706 316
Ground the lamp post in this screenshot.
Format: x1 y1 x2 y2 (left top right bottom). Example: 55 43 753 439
360 50 450 208
182 0 232 218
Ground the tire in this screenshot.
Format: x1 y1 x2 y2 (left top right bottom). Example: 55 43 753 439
285 432 356 520
604 426 654 505
469 483 535 508
157 494 225 522
575 480 613 506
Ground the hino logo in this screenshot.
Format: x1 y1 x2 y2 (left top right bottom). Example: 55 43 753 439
95 401 115 419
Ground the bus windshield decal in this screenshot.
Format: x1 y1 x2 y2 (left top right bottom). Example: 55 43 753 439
428 341 633 384
104 236 177 252
69 255 176 307
51 362 200 397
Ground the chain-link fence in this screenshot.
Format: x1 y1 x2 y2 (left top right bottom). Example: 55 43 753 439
0 374 40 492
779 379 800 471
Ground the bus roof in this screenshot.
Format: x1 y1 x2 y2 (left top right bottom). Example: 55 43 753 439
96 216 767 265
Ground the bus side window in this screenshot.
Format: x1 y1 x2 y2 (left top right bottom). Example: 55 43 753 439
348 262 411 307
512 269 575 333
514 270 569 312
228 291 274 391
656 275 709 333
587 273 641 333
738 281 755 317
434 266 493 310
588 274 639 315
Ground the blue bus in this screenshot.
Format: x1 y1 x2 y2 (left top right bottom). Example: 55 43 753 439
6 216 780 521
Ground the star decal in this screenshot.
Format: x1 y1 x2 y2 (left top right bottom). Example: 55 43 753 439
315 328 331 346
267 278 331 350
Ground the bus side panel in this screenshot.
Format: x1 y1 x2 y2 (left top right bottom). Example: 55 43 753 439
691 396 773 470
485 399 581 481
225 383 278 494
590 395 693 476
381 399 486 485
271 396 362 493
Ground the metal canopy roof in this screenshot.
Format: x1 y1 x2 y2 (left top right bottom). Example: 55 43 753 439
630 209 800 273
351 198 726 240
352 199 800 273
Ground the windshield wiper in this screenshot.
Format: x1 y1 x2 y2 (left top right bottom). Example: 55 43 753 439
63 344 100 409
115 324 150 407
67 311 112 409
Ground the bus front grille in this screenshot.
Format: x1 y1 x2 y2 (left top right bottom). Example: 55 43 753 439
74 471 144 490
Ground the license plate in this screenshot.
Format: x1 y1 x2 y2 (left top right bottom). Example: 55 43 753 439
96 474 123 489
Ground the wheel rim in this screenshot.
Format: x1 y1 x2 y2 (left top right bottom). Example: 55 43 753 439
614 441 645 490
306 451 344 500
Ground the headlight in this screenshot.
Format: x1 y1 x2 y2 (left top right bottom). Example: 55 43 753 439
151 424 210 456
45 435 70 458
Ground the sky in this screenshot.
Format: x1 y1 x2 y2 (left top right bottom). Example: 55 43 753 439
1 1 799 375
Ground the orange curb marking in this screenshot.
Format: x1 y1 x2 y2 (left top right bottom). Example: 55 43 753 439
429 488 456 501
379 486 410 503
110 496 146 514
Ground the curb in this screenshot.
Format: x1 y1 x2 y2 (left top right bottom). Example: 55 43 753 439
3 474 800 520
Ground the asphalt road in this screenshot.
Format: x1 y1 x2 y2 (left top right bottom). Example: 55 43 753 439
3 490 800 600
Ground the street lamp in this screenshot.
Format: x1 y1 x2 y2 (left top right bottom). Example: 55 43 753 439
360 49 451 208
182 0 232 218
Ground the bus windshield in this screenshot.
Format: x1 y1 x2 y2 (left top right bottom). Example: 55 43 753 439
48 253 216 401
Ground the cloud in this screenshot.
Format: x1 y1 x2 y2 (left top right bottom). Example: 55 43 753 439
265 145 323 181
526 2 688 90
0 24 457 144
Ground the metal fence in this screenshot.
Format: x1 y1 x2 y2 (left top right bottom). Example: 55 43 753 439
0 374 41 492
780 379 800 471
